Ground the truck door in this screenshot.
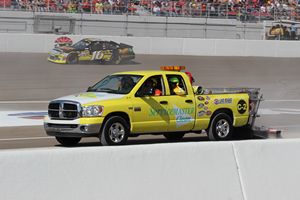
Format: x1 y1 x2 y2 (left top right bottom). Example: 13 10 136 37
165 74 196 132
131 75 169 133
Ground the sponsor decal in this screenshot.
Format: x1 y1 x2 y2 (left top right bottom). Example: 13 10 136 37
149 107 194 117
198 103 205 109
149 106 194 128
206 110 212 116
214 98 233 105
54 36 73 47
206 96 211 100
8 112 47 120
198 96 205 101
204 106 208 110
237 99 247 114
198 110 206 117
205 101 209 105
176 116 193 124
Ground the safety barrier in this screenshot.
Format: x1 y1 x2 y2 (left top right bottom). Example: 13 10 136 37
1 139 300 200
0 33 299 57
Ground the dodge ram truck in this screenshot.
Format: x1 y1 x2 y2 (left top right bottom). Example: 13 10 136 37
44 66 261 146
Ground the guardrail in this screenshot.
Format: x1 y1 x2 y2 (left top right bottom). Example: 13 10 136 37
0 33 299 57
1 139 300 200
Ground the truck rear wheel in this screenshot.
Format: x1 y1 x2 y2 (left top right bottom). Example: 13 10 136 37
163 133 185 141
100 116 129 146
55 137 81 146
208 113 233 141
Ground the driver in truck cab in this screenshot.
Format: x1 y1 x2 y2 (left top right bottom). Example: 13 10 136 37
119 76 134 93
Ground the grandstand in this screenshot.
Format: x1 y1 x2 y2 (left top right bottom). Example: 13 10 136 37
0 0 299 22
0 0 299 40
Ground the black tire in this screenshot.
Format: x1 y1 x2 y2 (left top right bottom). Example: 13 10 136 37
55 137 81 146
66 54 78 64
163 133 185 141
208 113 233 141
111 51 121 64
100 116 130 146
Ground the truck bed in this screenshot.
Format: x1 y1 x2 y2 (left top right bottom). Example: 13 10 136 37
205 87 261 101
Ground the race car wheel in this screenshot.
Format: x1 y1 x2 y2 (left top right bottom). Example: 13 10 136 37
100 116 129 146
163 133 185 141
112 51 121 64
66 54 78 64
55 137 81 146
208 113 233 141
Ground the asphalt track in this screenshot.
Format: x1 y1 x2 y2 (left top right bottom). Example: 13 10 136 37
0 53 300 149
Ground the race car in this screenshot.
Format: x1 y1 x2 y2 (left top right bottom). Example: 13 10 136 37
48 38 135 64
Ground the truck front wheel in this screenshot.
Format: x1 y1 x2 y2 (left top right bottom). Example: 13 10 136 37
100 116 129 145
55 137 81 146
208 113 233 141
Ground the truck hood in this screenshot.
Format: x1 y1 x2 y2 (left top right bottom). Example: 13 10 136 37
53 92 125 105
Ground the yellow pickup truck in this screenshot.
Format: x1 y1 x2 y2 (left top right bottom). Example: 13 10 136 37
44 66 261 146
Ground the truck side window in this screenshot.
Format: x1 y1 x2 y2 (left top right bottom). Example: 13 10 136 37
166 75 187 95
136 75 165 96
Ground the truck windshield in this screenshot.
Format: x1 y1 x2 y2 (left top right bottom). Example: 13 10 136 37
88 74 143 94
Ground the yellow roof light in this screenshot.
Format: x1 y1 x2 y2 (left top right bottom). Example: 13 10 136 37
160 66 186 71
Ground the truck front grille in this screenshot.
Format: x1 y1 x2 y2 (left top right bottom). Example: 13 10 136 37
48 101 80 120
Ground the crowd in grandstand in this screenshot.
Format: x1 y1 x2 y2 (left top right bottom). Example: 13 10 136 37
1 0 299 20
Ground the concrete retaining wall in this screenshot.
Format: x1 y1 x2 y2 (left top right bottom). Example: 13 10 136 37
0 33 299 57
1 139 300 200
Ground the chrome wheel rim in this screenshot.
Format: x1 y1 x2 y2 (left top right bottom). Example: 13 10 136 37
216 119 230 138
108 122 125 143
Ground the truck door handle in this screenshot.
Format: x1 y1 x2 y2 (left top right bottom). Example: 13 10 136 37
160 101 168 105
185 99 193 103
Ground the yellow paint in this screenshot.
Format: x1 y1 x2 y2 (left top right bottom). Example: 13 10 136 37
80 117 105 124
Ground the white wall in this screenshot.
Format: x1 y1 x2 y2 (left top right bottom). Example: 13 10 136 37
0 33 299 57
1 139 300 200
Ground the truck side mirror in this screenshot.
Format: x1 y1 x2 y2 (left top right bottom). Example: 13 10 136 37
87 86 92 92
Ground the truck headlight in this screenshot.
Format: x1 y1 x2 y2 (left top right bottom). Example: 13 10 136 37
82 105 104 117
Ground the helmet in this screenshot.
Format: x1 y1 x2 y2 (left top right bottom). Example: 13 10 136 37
169 77 179 83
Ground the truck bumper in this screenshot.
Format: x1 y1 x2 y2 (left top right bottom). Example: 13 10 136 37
44 123 101 137
44 116 104 137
